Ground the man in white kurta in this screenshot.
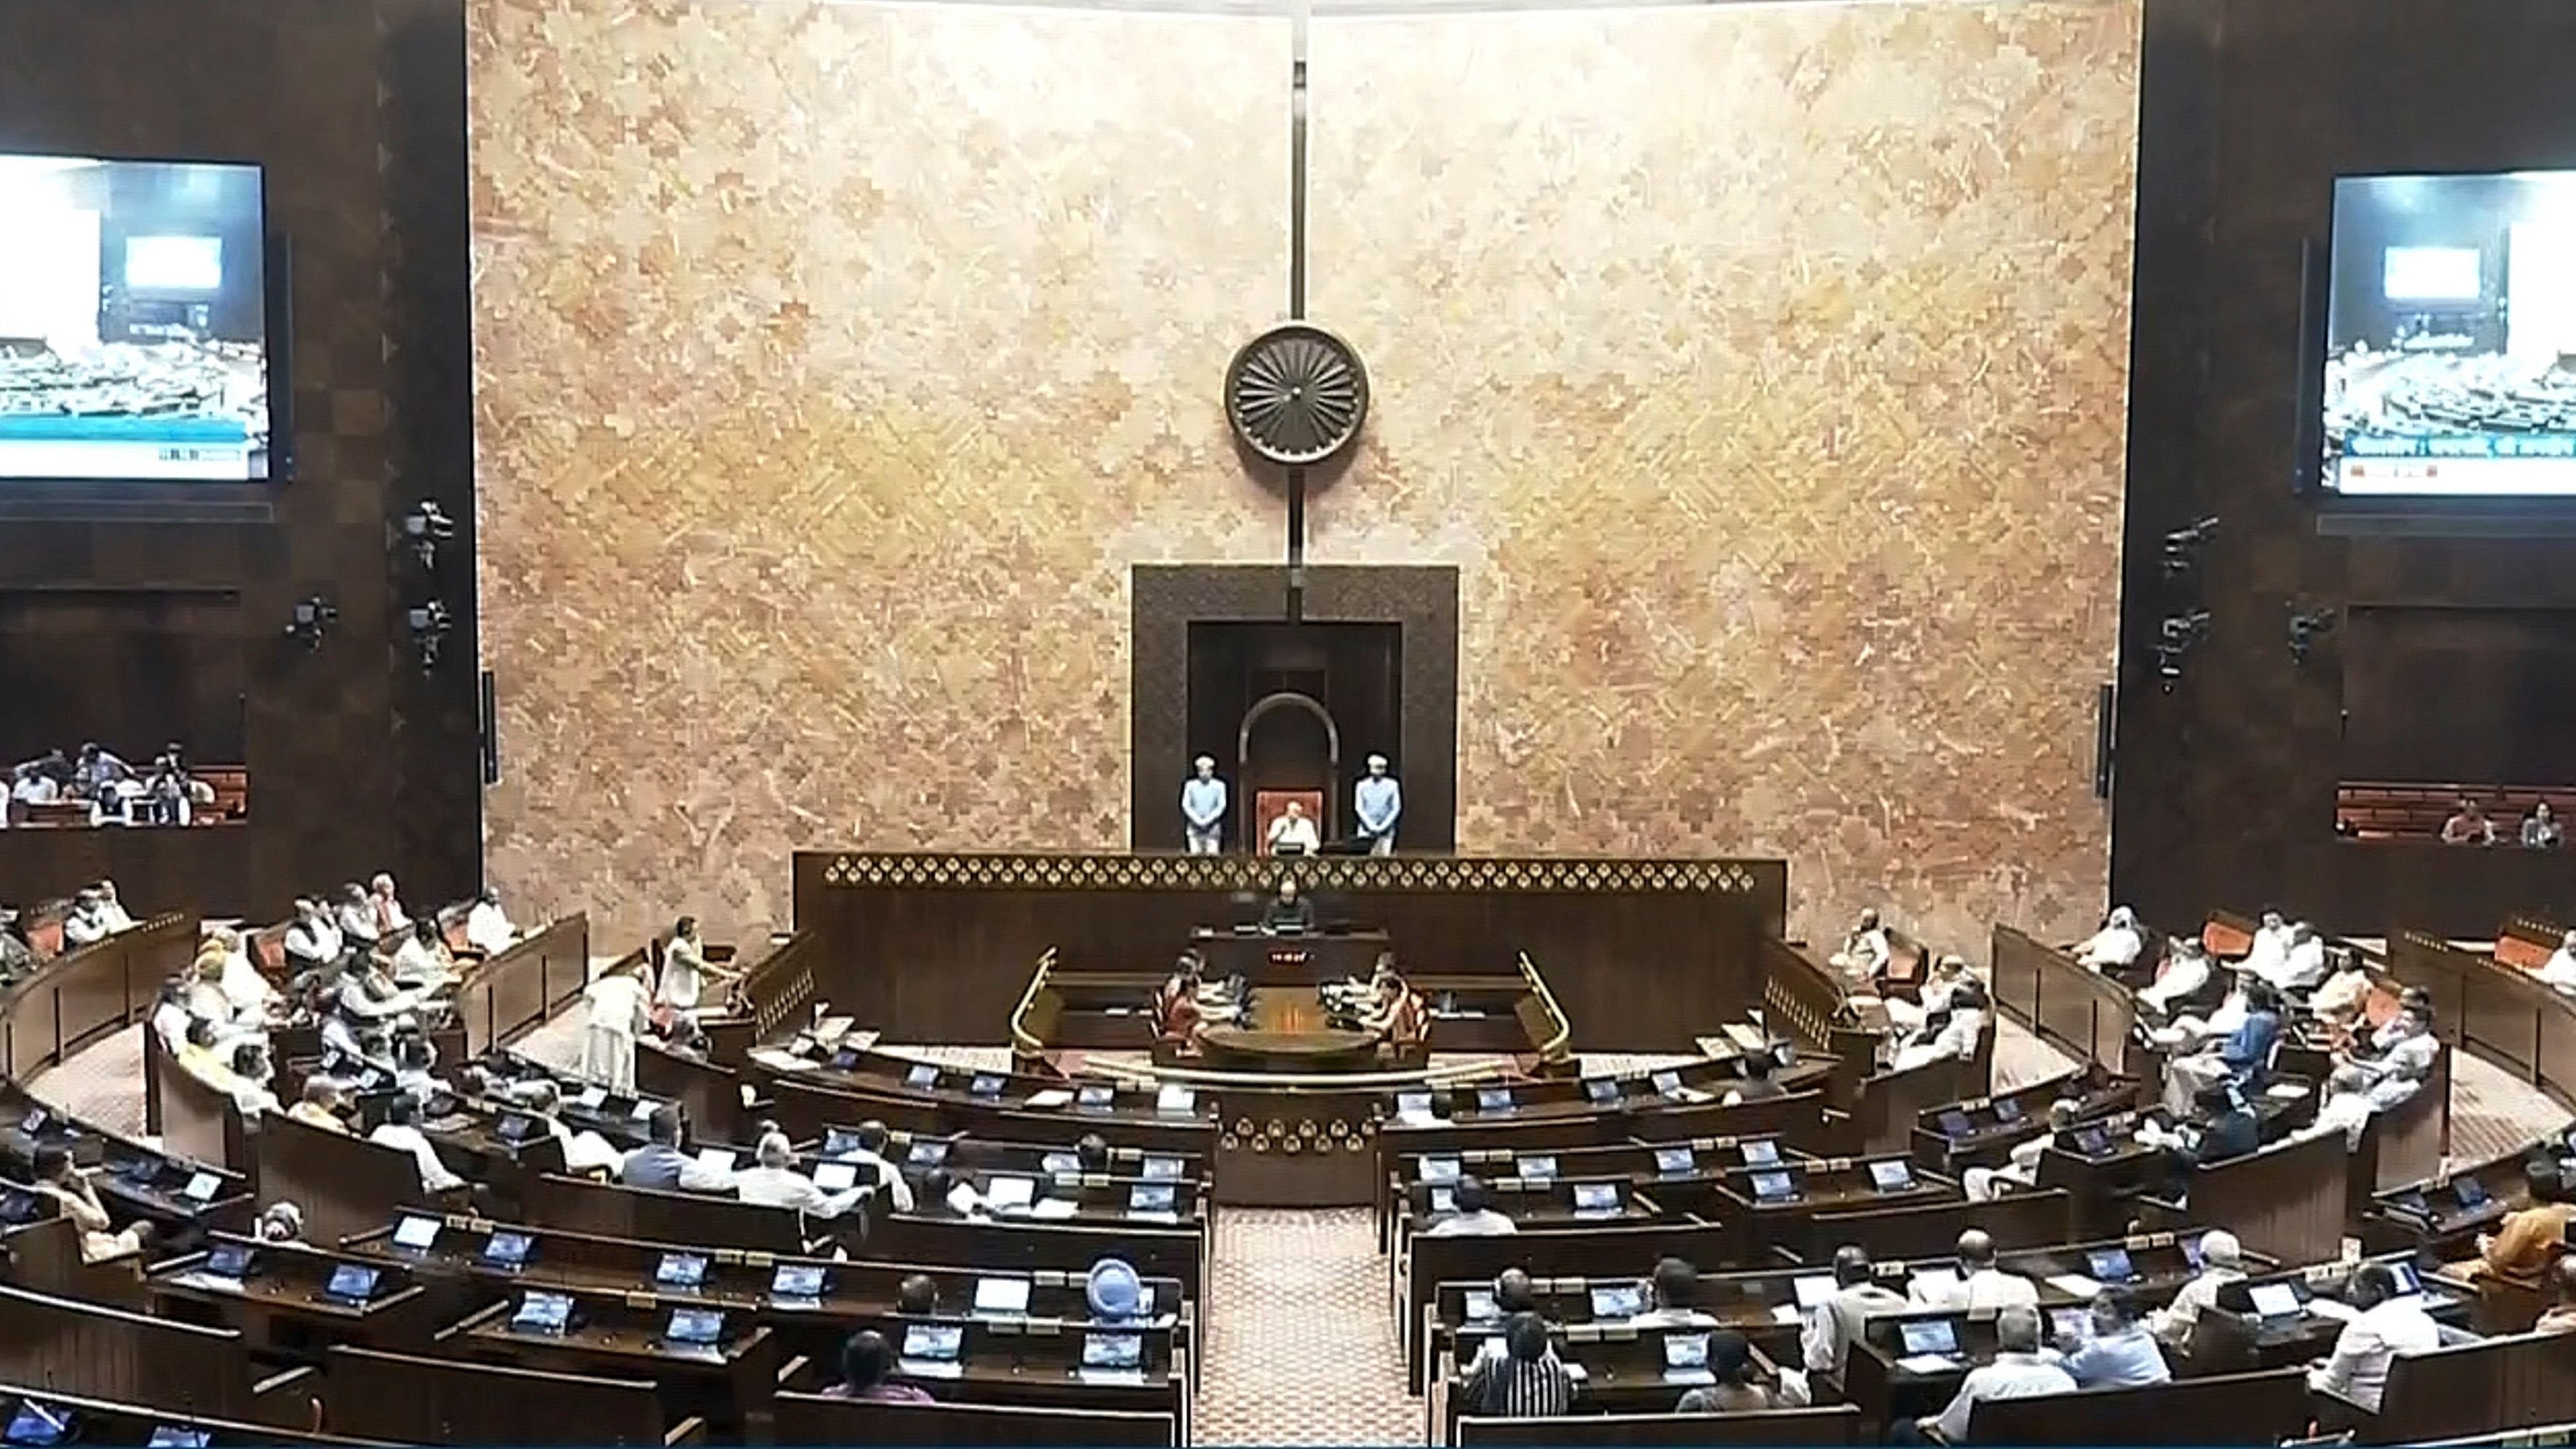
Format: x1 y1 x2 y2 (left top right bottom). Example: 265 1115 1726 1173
1355 755 1403 856
1265 800 1321 855
1181 757 1227 855
582 962 653 1093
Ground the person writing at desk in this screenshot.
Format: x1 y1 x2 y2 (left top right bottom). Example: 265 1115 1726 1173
1261 875 1315 933
1264 800 1321 856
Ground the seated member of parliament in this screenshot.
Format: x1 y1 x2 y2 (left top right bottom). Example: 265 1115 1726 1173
1264 799 1321 855
1261 875 1315 932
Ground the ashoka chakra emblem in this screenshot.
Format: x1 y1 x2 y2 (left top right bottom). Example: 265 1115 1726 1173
1225 324 1369 466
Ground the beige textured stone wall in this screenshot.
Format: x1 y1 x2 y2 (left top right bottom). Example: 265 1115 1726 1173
472 0 2140 956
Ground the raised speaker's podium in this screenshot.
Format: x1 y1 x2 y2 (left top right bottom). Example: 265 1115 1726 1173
1189 923 1391 983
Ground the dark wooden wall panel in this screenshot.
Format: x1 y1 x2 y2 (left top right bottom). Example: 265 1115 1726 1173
792 851 1786 1052
0 0 480 917
2114 0 2576 936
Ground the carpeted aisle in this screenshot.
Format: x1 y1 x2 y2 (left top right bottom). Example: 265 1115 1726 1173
1195 1207 1418 1445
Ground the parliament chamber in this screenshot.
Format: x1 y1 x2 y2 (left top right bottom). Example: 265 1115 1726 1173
14 0 2576 1443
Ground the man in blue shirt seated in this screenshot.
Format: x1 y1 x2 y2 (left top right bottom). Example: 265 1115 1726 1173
2050 1285 2171 1387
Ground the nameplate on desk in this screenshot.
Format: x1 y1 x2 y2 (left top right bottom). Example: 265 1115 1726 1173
1077 1367 1147 1387
1895 1354 1959 1375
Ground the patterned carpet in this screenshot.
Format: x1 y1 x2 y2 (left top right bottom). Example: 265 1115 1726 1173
24 1015 2572 1444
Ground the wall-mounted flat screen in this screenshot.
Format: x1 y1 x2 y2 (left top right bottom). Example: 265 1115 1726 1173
0 154 270 481
2325 170 2576 497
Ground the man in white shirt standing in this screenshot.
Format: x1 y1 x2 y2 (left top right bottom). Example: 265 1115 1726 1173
1911 1229 2042 1313
1909 1306 2074 1444
1180 757 1227 855
580 959 653 1093
1354 755 1402 856
2150 1229 2246 1346
2309 1262 2440 1414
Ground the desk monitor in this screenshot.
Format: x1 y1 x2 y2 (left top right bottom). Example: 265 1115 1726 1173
1475 1088 1514 1115
1664 1332 1711 1370
17 1109 47 1135
827 1046 863 1072
1129 1183 1176 1214
204 1242 254 1280
390 1213 440 1251
811 1161 859 1193
771 1263 826 1301
630 1099 660 1120
0 1189 36 1224
656 1253 710 1291
2073 1125 2112 1155
1141 1155 1183 1181
1750 1170 1797 1202
903 1323 964 1362
147 1429 210 1449
1083 1331 1143 1369
493 1112 540 1144
1589 1283 1645 1320
907 1139 950 1166
325 1263 380 1304
1991 1097 2026 1123
1395 1090 1435 1120
984 1175 1037 1211
905 1064 940 1089
574 1085 608 1110
1654 1147 1696 1177
1741 1140 1781 1167
1041 1152 1082 1176
481 1229 534 1269
1868 1160 1914 1192
1427 1187 1456 1215
1571 1181 1620 1213
1899 1319 1959 1357
1517 1155 1558 1181
974 1277 1032 1315
2049 1306 2090 1341
181 1171 222 1203
2087 1247 2137 1283
1156 1084 1196 1115
512 1290 573 1334
1937 1109 1975 1139
4 1401 71 1448
2385 1261 2424 1297
1582 1078 1619 1106
2247 1282 2303 1319
968 1075 1005 1099
2455 1176 2491 1209
2183 1236 2205 1270
1419 1156 1461 1185
666 1307 725 1346
1463 1288 1498 1321
1791 1275 1836 1309
1652 1069 1685 1097
821 1128 862 1159
1078 1084 1115 1110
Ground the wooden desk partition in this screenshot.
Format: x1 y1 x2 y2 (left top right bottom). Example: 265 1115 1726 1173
322 1344 695 1446
454 913 591 1056
150 1027 245 1173
2356 1328 2576 1446
2389 928 2576 1112
791 851 1785 1051
2151 1127 2347 1269
1967 1367 2311 1446
0 914 196 1081
1990 924 2138 1073
774 1390 1176 1447
254 1109 429 1250
0 1281 287 1424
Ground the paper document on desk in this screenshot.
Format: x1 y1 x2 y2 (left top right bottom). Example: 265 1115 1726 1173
1896 1354 1959 1376
1078 1368 1147 1386
2045 1273 2103 1299
1725 1023 1769 1052
748 1047 813 1074
1025 1089 1074 1109
2306 1298 2359 1321
2265 1082 2310 1100
899 1359 963 1378
1030 1197 1080 1220
1770 1304 1804 1325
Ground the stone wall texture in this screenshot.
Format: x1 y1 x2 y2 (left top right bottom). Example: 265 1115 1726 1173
472 0 2142 958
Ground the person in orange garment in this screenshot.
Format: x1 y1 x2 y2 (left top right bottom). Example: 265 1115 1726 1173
2453 1154 2575 1285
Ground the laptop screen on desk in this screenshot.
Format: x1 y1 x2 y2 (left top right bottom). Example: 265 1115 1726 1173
482 1231 532 1268
513 1291 572 1334
1653 1069 1685 1097
984 1176 1036 1211
4 1401 72 1448
1750 1171 1796 1201
1937 1109 1975 1139
145 1429 209 1449
906 1064 939 1089
1869 1160 1914 1192
656 1253 708 1290
1141 1156 1182 1181
1900 1320 1959 1357
1476 1088 1513 1114
811 1162 859 1193
907 1139 950 1166
2074 1126 2111 1155
1517 1155 1557 1181
1589 1283 1644 1320
974 1277 1031 1314
181 1171 222 1203
204 1243 254 1280
1741 1140 1781 1167
903 1323 963 1361
1078 1084 1115 1109
1992 1097 2025 1123
969 1075 1005 1098
667 1307 724 1345
325 1264 378 1303
1583 1078 1619 1105
822 1128 862 1159
1572 1182 1619 1213
1083 1332 1143 1369
2087 1248 2136 1283
1130 1184 1176 1213
391 1214 439 1251
1419 1156 1461 1185
2248 1283 2303 1319
1664 1332 1710 1370
1655 1147 1696 1176
2455 1176 2490 1208
1792 1275 1835 1309
771 1264 826 1300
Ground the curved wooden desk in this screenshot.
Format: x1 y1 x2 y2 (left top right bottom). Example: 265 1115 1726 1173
1195 1025 1381 1073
